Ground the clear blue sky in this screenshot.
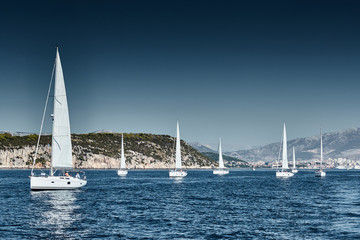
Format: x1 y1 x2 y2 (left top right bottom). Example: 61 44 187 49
1 0 360 151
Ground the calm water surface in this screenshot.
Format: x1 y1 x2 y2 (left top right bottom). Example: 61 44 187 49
0 170 359 239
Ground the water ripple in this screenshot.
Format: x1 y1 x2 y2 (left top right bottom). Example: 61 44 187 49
0 170 359 239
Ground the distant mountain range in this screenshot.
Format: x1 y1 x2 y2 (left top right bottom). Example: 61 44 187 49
192 128 360 163
189 142 216 153
189 142 250 167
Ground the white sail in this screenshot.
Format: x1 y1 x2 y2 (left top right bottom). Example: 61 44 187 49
282 123 288 169
120 134 126 169
314 128 326 177
320 129 323 169
292 146 296 169
175 121 182 169
51 48 73 170
218 138 224 168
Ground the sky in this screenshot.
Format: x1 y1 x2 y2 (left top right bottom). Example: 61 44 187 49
1 0 360 151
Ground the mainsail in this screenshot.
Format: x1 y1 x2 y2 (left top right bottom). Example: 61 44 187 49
51 48 73 170
320 129 323 169
218 138 224 168
120 134 126 169
282 123 288 169
292 146 296 169
175 121 182 169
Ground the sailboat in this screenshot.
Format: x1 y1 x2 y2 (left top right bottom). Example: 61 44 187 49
213 138 229 175
291 146 298 173
117 134 128 176
315 129 326 177
29 48 87 190
169 121 187 177
276 123 294 177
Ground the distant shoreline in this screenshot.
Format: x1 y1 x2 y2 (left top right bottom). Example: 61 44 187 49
0 167 360 172
2 168 358 171
1 167 248 170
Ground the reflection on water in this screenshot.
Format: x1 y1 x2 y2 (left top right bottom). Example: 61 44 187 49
172 177 184 184
30 191 80 238
2 170 360 239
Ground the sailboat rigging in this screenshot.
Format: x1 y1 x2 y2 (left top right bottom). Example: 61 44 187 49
117 134 128 176
315 129 326 177
29 47 87 190
169 121 187 177
276 122 294 178
213 138 229 175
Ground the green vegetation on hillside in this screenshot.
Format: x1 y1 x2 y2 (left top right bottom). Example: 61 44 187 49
0 133 51 150
73 133 175 159
0 132 215 168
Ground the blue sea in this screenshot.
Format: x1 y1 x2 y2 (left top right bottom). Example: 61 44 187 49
0 170 359 239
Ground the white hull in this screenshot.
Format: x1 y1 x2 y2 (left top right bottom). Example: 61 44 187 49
291 169 298 173
30 176 87 190
213 169 229 175
117 169 128 176
169 170 187 177
315 170 326 177
336 166 346 169
276 171 294 178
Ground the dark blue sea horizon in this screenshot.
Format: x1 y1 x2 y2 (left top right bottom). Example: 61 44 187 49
0 169 359 239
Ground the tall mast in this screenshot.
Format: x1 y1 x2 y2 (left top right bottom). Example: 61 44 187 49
175 121 182 169
320 128 323 169
292 146 296 169
282 122 288 169
50 47 60 176
276 135 283 170
218 138 224 168
120 134 125 169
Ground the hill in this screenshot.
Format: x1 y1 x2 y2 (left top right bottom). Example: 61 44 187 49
226 128 360 162
189 142 216 153
0 132 215 169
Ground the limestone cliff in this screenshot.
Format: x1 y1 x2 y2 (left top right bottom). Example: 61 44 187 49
0 132 215 169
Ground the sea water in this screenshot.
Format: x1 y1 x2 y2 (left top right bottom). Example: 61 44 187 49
0 170 359 239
